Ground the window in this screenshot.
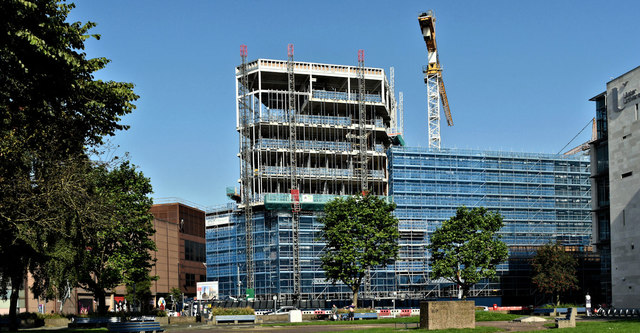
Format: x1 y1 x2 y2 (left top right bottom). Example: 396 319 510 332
185 273 195 287
185 240 205 262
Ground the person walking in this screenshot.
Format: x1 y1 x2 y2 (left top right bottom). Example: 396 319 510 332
331 304 338 321
348 304 355 321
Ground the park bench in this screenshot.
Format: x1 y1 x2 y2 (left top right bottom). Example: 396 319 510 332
532 308 554 315
555 307 576 328
69 317 120 328
108 321 164 333
353 312 378 320
214 315 256 324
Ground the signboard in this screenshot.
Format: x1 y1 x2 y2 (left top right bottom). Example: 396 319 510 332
245 288 255 300
196 281 219 300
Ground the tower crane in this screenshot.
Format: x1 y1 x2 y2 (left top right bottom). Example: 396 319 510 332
418 10 453 149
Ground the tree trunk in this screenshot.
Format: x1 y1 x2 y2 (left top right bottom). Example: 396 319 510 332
9 272 23 331
95 288 107 314
352 289 358 307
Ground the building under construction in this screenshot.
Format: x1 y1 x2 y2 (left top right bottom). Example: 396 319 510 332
205 53 594 305
205 48 402 302
205 13 593 306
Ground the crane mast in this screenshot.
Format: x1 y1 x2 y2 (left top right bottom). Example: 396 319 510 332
419 10 453 149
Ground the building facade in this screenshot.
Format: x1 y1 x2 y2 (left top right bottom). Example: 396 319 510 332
603 66 640 307
589 92 612 304
387 147 593 303
150 202 207 298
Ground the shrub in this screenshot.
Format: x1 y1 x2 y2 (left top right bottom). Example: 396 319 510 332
209 307 254 316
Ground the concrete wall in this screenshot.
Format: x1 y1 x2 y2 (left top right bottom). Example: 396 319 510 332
607 65 640 308
420 301 475 330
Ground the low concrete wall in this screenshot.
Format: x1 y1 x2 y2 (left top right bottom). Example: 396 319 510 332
420 301 475 330
157 316 196 325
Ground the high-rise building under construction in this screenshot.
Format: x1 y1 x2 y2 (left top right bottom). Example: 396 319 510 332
206 49 400 302
205 51 594 305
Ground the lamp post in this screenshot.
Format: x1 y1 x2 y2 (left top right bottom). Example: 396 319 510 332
272 295 277 313
393 292 397 310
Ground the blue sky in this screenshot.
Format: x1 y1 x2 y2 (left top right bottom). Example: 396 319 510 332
68 0 640 207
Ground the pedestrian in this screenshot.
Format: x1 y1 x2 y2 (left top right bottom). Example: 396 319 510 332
348 304 355 321
331 304 338 321
585 292 591 316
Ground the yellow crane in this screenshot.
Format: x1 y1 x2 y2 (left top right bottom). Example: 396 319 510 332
418 10 453 148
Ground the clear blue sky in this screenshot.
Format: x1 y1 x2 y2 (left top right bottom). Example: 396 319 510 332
68 0 640 208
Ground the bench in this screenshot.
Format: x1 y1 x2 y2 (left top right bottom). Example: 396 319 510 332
69 317 120 328
555 307 576 328
214 315 256 324
532 308 554 315
395 322 420 329
108 321 164 333
353 313 378 320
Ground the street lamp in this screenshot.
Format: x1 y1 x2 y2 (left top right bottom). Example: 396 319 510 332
272 295 277 313
393 292 397 310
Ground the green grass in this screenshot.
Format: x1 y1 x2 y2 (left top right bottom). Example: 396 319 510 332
263 310 522 327
317 327 502 333
529 319 640 332
474 311 524 322
5 329 107 333
262 316 419 326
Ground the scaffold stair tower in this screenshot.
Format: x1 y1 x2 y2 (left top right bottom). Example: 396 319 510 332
288 44 302 299
239 44 254 291
357 49 369 193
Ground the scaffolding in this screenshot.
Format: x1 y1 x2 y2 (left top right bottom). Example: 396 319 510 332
238 45 255 290
388 147 592 297
226 55 396 300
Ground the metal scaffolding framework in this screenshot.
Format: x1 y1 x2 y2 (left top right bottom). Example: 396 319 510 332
287 44 301 298
238 45 254 290
226 54 397 299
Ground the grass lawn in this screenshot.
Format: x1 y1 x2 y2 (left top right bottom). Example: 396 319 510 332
475 311 524 322
263 311 520 327
317 327 502 333
534 319 640 332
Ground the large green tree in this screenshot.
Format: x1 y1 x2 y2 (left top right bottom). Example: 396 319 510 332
531 243 579 306
1 0 139 326
74 160 156 313
428 206 509 299
320 194 399 306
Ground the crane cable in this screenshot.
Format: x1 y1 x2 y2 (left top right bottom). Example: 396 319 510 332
557 118 594 155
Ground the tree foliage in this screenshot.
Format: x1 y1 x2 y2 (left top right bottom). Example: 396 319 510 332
0 0 141 324
320 194 399 306
531 243 578 305
428 206 509 298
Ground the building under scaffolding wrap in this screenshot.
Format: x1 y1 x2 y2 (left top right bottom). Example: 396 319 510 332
205 54 593 304
387 147 592 301
207 54 400 302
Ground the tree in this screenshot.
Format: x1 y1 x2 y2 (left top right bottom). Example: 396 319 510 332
0 0 138 326
531 243 578 306
320 194 399 306
428 206 509 299
73 160 156 314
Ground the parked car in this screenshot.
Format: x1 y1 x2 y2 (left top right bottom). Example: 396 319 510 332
265 306 298 315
